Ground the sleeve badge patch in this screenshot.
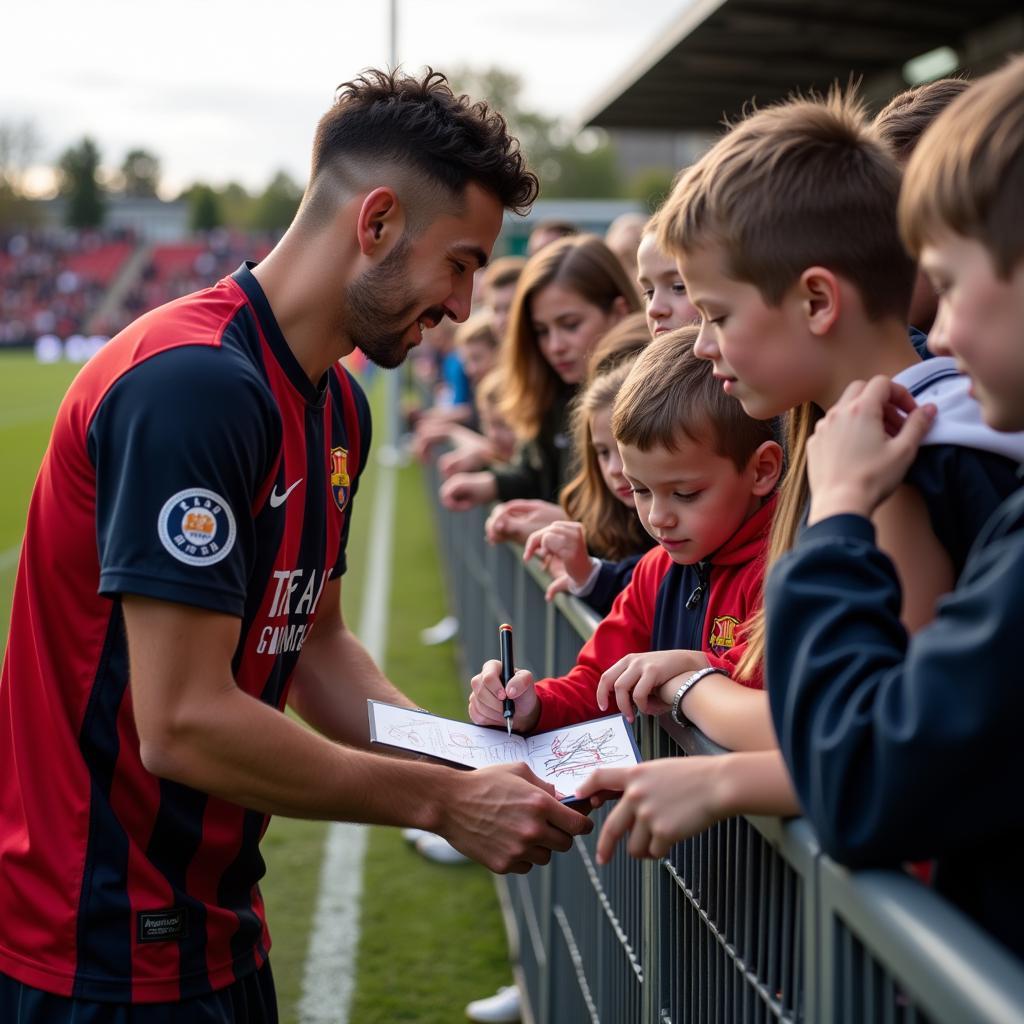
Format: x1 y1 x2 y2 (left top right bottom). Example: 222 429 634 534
158 488 237 566
330 447 351 511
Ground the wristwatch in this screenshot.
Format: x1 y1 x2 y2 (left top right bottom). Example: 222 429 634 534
670 666 727 727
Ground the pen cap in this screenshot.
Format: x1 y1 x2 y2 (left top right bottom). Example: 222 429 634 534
498 624 515 684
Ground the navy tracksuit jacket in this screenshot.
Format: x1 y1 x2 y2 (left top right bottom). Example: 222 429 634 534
766 490 1024 959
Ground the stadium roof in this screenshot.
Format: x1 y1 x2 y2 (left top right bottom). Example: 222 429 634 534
580 0 1022 130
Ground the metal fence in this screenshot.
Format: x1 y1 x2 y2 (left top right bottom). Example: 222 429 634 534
425 466 1024 1024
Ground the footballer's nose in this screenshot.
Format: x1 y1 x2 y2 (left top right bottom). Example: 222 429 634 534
445 274 475 323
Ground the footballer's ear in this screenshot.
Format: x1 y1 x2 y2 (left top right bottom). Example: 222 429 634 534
356 187 405 257
798 266 841 336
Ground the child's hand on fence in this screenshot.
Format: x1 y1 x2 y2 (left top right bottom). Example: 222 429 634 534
485 499 566 545
438 441 490 478
523 521 593 589
597 650 709 722
469 659 541 733
439 471 497 511
410 419 452 461
576 760 727 864
543 573 572 603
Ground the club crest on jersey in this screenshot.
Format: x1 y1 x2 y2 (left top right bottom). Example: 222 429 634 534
710 615 740 652
330 446 351 511
158 488 237 566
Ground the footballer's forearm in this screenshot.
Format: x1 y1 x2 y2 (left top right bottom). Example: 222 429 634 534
141 679 448 825
123 593 436 825
287 617 417 747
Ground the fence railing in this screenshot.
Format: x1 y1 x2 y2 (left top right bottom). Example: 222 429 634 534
424 464 1024 1024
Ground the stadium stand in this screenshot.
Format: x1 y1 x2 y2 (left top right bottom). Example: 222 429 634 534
108 229 275 335
0 229 135 347
0 228 278 349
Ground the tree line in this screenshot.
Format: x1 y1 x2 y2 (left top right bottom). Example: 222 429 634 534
0 127 306 234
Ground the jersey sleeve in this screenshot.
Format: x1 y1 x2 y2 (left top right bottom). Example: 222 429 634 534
89 344 280 617
331 369 373 579
534 549 663 732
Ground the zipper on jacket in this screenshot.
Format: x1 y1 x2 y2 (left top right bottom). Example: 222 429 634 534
685 561 710 611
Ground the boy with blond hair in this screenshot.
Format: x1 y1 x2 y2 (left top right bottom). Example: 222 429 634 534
470 328 783 754
579 57 1024 958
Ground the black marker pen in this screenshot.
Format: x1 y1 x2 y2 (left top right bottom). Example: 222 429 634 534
499 623 515 736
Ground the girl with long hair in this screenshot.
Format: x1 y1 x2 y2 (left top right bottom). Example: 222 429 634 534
525 315 654 614
439 234 640 542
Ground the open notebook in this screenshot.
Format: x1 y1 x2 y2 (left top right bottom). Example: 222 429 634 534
367 700 641 799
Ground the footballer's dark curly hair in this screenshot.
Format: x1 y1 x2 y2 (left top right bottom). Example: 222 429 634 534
306 67 538 225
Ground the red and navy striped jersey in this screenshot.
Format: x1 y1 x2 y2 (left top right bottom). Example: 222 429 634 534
0 264 370 1003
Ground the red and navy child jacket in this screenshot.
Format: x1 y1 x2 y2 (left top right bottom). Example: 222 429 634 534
534 496 776 732
0 264 370 1003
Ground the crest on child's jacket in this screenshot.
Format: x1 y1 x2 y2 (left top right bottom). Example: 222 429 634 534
710 615 740 652
330 447 351 511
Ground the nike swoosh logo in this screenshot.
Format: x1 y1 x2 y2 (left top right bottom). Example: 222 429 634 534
269 478 303 508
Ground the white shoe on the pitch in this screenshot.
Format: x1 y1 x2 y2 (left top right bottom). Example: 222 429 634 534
465 985 521 1023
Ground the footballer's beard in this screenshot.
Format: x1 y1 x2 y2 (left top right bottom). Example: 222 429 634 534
344 239 445 369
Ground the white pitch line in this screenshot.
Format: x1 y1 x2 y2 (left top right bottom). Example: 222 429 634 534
297 455 397 1024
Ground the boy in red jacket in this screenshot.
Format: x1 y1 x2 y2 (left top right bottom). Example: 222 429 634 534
469 327 783 752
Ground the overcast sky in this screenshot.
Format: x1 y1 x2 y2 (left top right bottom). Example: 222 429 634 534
3 0 686 197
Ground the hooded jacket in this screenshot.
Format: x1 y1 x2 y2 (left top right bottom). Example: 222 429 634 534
534 497 776 732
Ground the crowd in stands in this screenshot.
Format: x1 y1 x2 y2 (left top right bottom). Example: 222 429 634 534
103 228 276 336
0 227 279 349
0 228 135 346
407 64 1024 1023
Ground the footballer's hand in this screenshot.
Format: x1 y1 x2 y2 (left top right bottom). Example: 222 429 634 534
438 762 592 873
469 659 540 733
597 650 708 722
